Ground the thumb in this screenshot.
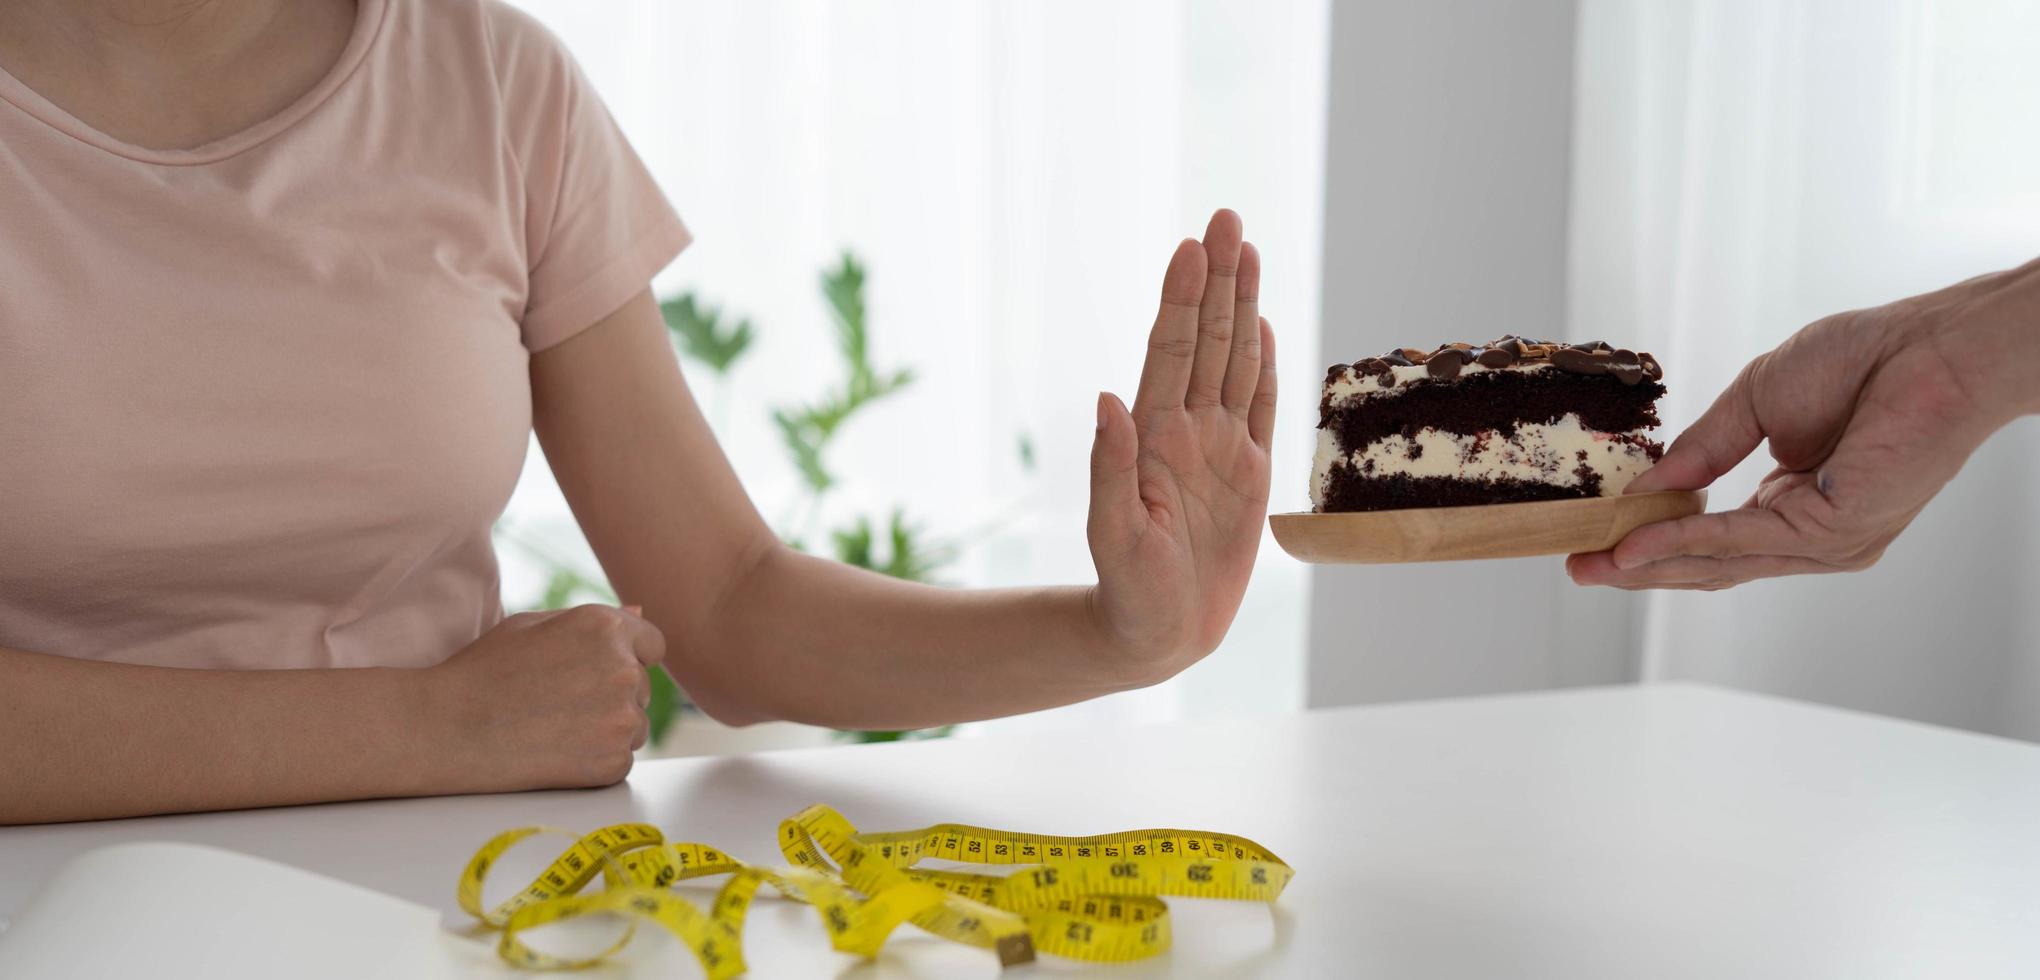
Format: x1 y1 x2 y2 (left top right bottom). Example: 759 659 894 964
1627 359 1767 494
1087 392 1144 550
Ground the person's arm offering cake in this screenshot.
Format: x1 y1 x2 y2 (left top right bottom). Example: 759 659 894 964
1312 338 1666 513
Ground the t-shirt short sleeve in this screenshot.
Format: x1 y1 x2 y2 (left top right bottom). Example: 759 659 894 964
485 2 690 352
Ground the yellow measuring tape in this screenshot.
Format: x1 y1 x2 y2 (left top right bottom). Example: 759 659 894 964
457 804 1292 976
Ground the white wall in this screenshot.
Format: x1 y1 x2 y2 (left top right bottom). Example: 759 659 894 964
1306 0 1636 707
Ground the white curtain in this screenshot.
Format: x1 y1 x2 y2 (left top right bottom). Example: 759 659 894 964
498 1 1331 734
1571 0 2040 739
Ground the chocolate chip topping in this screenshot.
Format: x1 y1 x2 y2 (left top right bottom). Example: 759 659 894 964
1325 338 1664 385
1604 349 1644 385
1426 347 1472 379
1549 346 1610 375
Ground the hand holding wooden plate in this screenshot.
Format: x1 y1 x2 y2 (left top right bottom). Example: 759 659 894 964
1269 491 1705 564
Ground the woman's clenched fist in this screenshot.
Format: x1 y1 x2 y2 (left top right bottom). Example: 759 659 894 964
421 604 666 792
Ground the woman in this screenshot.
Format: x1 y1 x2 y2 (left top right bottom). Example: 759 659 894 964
0 0 1277 823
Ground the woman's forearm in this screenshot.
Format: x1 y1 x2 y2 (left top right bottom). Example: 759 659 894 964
536 286 1269 731
666 544 1147 730
0 646 447 824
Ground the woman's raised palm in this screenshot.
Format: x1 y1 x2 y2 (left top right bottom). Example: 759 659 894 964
1087 210 1276 674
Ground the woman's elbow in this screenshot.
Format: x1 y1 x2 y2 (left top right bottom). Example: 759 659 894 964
685 686 771 728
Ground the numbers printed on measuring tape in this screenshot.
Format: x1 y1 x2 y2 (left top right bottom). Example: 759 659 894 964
455 804 1293 978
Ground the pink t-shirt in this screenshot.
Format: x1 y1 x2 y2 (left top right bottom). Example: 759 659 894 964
0 0 688 669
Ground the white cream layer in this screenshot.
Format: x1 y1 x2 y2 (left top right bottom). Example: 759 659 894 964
1323 360 1553 402
1308 413 1654 508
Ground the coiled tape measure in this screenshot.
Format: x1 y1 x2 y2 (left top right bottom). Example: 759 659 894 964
457 803 1293 976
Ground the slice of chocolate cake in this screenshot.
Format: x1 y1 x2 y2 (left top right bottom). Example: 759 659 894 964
1311 338 1666 513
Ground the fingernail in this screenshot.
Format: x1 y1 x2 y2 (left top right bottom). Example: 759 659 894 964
1096 393 1109 431
622 604 643 616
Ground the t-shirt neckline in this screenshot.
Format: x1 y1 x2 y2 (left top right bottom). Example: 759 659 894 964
0 0 388 167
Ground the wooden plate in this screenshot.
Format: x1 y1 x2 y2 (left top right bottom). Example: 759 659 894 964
1269 490 1705 564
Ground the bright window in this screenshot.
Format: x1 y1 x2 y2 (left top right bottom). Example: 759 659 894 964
498 1 1330 742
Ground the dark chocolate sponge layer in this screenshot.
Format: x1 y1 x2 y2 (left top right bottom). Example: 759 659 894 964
1319 368 1664 450
1317 464 1604 513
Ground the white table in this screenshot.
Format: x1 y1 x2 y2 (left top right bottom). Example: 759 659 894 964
4 683 2037 977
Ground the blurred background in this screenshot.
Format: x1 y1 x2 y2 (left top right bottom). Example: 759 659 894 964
495 0 2040 755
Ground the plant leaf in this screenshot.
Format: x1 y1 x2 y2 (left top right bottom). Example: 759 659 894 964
868 367 915 402
821 252 867 367
540 570 580 610
646 666 682 745
824 509 952 583
536 567 617 609
660 293 754 374
838 725 956 743
885 509 918 580
773 409 834 493
767 252 913 501
831 515 875 570
889 508 955 582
